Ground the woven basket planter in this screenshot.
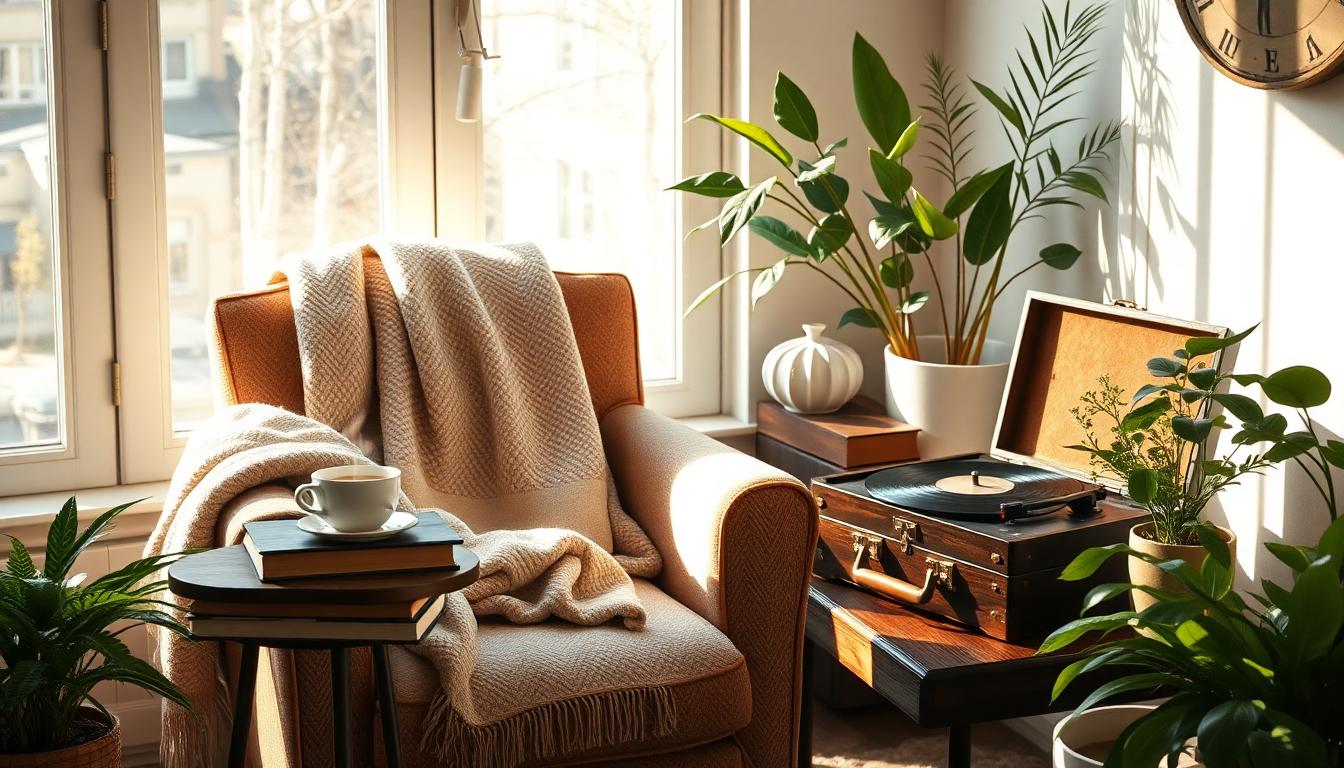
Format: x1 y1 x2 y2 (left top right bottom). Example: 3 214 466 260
0 708 122 768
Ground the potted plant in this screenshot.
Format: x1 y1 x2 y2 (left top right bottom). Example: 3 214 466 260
1067 328 1265 611
669 0 1121 456
1042 363 1343 766
0 497 195 767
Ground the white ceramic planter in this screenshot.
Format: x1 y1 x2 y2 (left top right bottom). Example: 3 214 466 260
762 323 864 414
1053 704 1201 767
883 335 1011 459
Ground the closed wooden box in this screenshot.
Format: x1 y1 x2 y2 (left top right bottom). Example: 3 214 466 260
812 293 1236 641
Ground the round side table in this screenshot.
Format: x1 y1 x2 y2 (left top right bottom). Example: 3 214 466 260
168 544 480 768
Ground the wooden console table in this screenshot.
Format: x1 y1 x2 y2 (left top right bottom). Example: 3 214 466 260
802 577 1119 768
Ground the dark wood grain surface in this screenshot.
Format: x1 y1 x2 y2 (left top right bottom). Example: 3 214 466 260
807 577 1127 727
756 397 918 468
168 544 480 604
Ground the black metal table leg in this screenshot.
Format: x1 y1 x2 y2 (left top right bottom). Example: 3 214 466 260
799 639 814 768
372 644 402 768
948 722 972 768
331 647 352 768
228 642 259 768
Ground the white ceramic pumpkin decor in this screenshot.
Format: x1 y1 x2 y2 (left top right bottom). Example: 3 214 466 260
762 323 863 414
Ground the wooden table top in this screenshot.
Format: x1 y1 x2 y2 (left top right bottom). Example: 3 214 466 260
808 577 1105 727
168 544 480 605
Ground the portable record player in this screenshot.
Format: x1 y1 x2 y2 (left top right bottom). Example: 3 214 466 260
812 293 1236 641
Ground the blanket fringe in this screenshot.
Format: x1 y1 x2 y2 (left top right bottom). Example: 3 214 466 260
420 685 676 768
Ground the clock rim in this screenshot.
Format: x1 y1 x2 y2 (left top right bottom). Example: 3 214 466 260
1175 0 1344 90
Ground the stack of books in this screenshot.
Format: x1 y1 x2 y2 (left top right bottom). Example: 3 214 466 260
756 395 920 483
186 511 463 642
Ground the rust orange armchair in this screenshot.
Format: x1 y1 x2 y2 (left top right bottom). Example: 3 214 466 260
207 257 818 767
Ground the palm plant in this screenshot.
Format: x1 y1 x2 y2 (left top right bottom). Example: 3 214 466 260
0 497 195 754
669 0 1120 365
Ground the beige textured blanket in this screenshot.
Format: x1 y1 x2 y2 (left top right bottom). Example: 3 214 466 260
148 241 664 767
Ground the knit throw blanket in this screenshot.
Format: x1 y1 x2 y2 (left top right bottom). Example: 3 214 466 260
147 241 664 767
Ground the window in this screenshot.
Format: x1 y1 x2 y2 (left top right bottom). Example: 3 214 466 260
0 43 46 104
462 0 723 416
166 218 191 292
0 0 117 495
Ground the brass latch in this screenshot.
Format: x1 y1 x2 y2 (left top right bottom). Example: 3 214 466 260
851 532 882 561
891 517 918 555
927 558 955 589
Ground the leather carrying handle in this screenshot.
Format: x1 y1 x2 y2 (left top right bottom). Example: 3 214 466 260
850 547 938 605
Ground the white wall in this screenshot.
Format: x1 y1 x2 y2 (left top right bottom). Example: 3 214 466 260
1117 0 1344 585
729 0 944 420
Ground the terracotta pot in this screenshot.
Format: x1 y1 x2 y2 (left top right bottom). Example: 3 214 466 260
1127 523 1237 613
883 335 1011 459
0 708 121 768
1053 704 1201 766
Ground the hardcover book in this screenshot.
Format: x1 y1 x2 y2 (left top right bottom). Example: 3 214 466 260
188 594 447 642
242 511 463 582
756 395 920 468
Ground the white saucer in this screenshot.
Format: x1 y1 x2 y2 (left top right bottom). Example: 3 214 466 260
297 510 419 541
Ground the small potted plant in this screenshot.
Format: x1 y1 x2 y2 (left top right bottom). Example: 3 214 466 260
1043 362 1342 765
0 497 195 767
1067 328 1264 610
668 0 1120 456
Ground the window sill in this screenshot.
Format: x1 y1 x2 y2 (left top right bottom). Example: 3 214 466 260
0 481 169 551
676 414 756 439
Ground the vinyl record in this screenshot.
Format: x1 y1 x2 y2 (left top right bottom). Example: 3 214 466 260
863 459 1090 519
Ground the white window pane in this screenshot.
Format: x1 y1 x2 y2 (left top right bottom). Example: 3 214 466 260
481 0 680 382
0 10 60 451
160 0 386 429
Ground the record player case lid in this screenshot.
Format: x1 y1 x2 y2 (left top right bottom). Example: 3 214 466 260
990 293 1232 492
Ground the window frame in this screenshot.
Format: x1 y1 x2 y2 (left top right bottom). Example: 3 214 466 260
106 0 438 483
433 0 725 419
0 0 118 495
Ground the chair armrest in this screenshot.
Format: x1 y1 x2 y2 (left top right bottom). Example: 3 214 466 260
601 404 817 768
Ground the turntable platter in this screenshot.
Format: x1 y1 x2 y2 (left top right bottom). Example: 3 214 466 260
864 459 1093 519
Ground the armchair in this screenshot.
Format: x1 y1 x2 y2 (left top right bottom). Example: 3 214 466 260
208 258 817 767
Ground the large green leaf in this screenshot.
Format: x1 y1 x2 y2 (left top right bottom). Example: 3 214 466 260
1121 396 1171 434
773 72 819 142
1260 366 1332 408
718 177 776 245
808 213 853 257
684 267 763 316
1060 170 1108 203
1171 416 1215 443
1040 243 1082 270
4 536 36 578
838 307 880 329
1127 468 1159 505
888 116 920 159
1147 357 1186 378
690 113 793 168
1264 431 1317 463
1286 555 1344 662
666 171 746 198
852 33 911 154
962 170 1013 266
901 292 929 314
1185 325 1258 357
1210 393 1263 423
751 259 790 308
796 155 836 183
910 191 958 241
1059 543 1128 582
944 163 1013 219
869 212 917 250
879 254 914 289
868 149 912 202
1195 524 1232 599
798 164 849 213
1038 610 1138 654
748 216 811 257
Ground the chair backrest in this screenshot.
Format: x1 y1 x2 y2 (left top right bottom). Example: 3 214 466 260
210 254 644 419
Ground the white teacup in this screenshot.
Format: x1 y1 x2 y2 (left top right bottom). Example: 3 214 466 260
294 465 401 532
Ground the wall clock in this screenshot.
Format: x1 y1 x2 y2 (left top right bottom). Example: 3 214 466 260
1177 0 1344 89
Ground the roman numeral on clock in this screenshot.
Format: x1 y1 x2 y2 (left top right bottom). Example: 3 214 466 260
1307 34 1325 61
1218 29 1241 58
1195 0 1214 10
1265 48 1280 73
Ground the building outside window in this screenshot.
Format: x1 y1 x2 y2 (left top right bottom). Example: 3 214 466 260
0 43 45 105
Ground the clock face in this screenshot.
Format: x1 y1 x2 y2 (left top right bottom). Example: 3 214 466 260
1178 0 1344 89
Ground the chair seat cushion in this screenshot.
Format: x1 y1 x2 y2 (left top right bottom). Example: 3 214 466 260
389 579 751 765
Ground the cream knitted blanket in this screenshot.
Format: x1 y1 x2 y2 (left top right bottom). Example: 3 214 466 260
148 241 665 767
